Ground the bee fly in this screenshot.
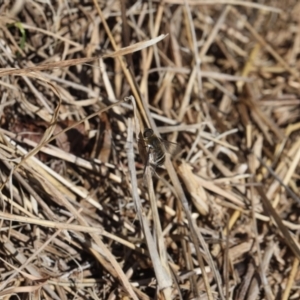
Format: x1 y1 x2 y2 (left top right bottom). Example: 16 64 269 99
139 128 180 170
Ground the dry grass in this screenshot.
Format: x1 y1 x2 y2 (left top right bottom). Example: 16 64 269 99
0 0 300 299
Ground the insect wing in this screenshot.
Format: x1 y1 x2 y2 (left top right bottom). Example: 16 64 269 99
160 138 181 157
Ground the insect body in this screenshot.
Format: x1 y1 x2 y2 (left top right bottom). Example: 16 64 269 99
141 128 180 169
143 128 166 166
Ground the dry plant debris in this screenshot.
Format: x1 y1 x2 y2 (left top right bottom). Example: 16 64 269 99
0 0 300 299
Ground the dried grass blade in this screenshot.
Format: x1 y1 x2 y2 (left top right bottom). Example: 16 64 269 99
164 156 216 300
256 186 300 261
104 34 168 58
282 257 300 300
126 119 173 296
0 35 167 77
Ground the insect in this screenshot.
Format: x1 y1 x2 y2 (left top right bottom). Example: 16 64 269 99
140 128 180 169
